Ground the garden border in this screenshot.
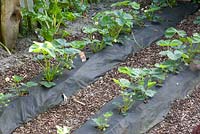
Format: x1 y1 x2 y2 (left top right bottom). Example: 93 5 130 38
0 3 198 134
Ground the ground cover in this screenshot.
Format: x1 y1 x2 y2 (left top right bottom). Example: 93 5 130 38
0 0 199 134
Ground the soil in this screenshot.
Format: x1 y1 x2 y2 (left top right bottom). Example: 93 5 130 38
0 1 198 134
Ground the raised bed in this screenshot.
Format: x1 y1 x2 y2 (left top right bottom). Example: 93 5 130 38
0 3 198 134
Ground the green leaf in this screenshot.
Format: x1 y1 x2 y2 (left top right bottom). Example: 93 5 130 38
104 111 113 118
12 75 24 83
147 81 157 89
29 41 56 58
82 27 98 34
24 82 38 88
145 90 157 97
156 39 183 47
129 2 140 10
113 78 131 89
64 48 81 55
118 67 132 76
165 27 186 38
192 33 200 44
40 81 56 88
159 50 183 60
69 40 87 50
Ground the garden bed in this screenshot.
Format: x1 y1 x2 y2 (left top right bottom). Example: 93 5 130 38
0 1 199 134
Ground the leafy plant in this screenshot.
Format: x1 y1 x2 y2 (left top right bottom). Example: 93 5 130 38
165 27 187 38
22 0 79 40
113 67 161 114
153 0 177 7
10 75 38 96
29 39 81 88
53 39 82 69
156 27 200 74
11 75 25 96
144 4 161 22
193 16 200 25
56 125 71 134
0 93 12 108
29 41 60 87
111 1 143 26
92 111 113 131
93 9 133 45
113 91 134 115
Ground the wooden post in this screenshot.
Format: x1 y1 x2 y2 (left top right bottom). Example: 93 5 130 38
0 0 21 49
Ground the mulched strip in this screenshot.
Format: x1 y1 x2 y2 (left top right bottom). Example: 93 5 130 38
12 5 200 134
12 44 167 134
4 3 198 134
148 83 200 134
147 9 200 134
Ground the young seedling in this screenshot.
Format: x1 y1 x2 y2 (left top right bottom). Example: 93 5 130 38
0 93 12 108
144 4 161 22
113 91 135 115
92 111 113 131
10 75 38 96
11 75 25 96
56 125 71 134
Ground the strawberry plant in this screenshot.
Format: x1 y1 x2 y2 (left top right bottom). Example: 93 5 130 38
113 67 162 114
22 0 78 41
113 91 135 115
144 4 161 22
52 39 81 69
0 93 12 109
29 41 61 88
29 39 81 88
93 9 133 45
92 111 113 131
111 1 144 26
8 75 38 96
56 126 71 134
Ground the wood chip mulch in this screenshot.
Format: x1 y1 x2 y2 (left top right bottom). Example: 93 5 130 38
9 4 200 134
148 84 200 134
148 8 200 134
12 44 167 134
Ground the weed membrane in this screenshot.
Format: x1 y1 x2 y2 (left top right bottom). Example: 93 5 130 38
0 3 198 134
74 69 200 134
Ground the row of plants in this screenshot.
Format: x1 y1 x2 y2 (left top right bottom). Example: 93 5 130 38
92 27 200 131
0 0 199 133
21 0 100 41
